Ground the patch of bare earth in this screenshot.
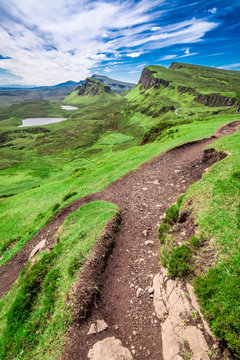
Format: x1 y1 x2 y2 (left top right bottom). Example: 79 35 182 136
0 121 239 360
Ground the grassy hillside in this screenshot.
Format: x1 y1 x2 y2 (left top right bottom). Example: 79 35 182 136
64 77 118 106
148 62 240 99
0 201 118 360
0 63 240 359
158 130 240 357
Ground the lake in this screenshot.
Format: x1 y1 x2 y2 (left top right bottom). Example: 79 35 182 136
61 105 79 110
19 118 67 127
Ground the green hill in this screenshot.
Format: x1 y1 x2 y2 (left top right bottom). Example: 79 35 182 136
147 62 240 100
64 77 118 106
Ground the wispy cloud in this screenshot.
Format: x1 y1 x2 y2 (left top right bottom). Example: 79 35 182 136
218 63 240 70
159 54 177 60
158 48 198 61
208 7 217 14
0 0 219 85
126 52 142 58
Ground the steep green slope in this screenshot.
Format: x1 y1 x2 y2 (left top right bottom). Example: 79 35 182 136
0 201 118 360
158 130 240 357
148 62 240 98
64 77 118 105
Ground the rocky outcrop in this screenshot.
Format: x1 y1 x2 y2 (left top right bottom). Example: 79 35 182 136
169 62 185 70
177 86 196 94
153 268 220 360
76 78 114 97
88 337 133 360
139 68 171 90
194 93 236 107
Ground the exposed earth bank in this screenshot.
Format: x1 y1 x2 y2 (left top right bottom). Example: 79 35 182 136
1 121 240 360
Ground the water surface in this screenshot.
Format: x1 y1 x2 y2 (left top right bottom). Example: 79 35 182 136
61 105 78 110
19 118 67 127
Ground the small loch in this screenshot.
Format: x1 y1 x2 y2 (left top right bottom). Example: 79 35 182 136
61 105 79 110
19 118 67 127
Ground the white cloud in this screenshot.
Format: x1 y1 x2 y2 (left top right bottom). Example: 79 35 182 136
159 54 177 60
208 7 217 14
126 52 141 58
151 26 161 31
218 63 240 70
0 0 219 85
158 48 198 61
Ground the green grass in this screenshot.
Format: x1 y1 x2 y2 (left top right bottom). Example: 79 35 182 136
64 77 118 106
158 128 240 357
0 109 239 266
1 63 240 358
148 63 240 99
0 200 118 360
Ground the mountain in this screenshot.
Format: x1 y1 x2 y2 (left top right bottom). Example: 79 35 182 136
64 77 118 105
0 76 134 106
91 74 136 94
141 62 240 102
0 81 84 106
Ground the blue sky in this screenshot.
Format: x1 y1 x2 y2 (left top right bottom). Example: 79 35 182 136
0 0 239 86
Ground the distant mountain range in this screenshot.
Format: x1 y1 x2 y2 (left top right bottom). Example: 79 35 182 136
0 76 136 106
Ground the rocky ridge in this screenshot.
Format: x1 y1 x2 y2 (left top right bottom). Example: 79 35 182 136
76 77 115 97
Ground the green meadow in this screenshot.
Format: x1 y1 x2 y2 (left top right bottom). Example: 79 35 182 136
0 63 240 358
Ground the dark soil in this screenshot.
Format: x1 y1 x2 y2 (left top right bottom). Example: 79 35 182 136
0 121 240 360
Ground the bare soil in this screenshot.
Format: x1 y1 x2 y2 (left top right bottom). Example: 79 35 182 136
0 121 240 360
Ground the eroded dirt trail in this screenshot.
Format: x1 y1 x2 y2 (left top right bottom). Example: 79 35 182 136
63 121 240 360
1 121 240 360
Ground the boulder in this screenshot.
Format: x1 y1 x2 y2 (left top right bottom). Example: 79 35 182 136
88 337 133 360
88 319 108 335
29 239 46 260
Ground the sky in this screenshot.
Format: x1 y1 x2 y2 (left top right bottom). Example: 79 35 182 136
0 0 239 86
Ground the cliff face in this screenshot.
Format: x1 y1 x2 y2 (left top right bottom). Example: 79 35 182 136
177 86 196 94
76 78 114 97
138 68 171 90
194 93 236 107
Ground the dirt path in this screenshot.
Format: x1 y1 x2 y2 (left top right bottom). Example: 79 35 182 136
0 121 240 359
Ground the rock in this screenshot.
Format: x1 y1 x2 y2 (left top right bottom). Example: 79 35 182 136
194 93 236 107
147 287 154 295
144 240 153 246
136 287 144 298
153 269 219 360
153 273 168 321
143 230 149 237
29 240 46 260
139 68 170 90
88 320 108 335
223 349 232 360
88 337 133 360
113 325 119 330
97 319 108 333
